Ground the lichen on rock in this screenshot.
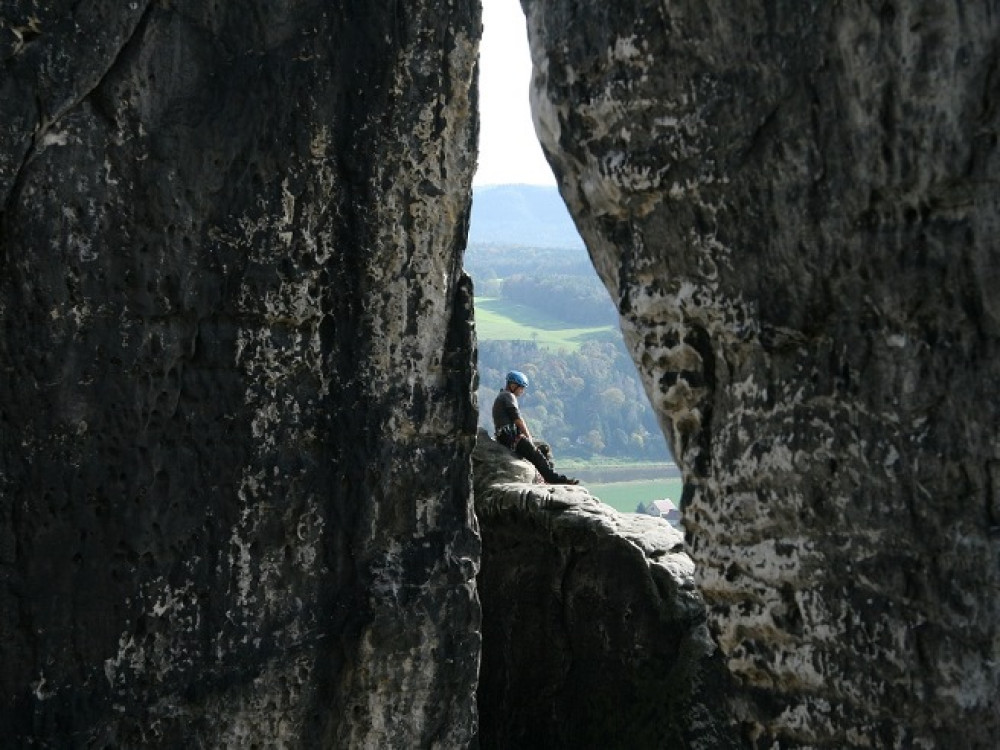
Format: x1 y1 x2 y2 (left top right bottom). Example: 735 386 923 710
0 2 481 747
522 0 1000 745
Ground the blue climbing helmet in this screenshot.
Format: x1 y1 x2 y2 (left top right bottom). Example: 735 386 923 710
506 370 529 389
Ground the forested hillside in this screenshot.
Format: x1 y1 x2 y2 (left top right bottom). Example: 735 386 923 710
468 242 670 461
467 185 672 463
495 274 617 327
477 339 670 461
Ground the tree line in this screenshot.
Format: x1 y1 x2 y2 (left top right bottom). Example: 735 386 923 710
500 274 618 327
467 242 618 327
466 241 593 279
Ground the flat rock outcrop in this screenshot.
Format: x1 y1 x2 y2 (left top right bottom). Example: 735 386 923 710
523 0 1000 746
1 2 480 746
473 431 737 748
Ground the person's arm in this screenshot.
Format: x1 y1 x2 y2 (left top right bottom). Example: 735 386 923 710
514 416 531 441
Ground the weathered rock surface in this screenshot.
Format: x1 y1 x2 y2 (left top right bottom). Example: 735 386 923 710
524 0 1000 746
1 2 480 746
473 431 737 748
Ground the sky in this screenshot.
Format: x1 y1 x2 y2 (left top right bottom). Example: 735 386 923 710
474 0 556 187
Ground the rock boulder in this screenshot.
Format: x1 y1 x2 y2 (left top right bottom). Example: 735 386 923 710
0 2 481 746
473 430 737 748
523 0 1000 745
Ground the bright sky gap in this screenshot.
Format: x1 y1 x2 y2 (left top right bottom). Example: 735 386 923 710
475 0 556 187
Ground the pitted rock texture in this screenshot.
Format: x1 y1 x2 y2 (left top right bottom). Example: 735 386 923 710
473 431 737 749
1 2 481 747
523 0 1000 746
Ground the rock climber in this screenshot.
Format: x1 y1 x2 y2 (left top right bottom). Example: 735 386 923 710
492 370 579 485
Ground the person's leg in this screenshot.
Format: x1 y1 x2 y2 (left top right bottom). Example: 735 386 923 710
515 438 577 485
536 441 554 470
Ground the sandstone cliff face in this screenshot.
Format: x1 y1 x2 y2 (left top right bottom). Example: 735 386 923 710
523 0 1000 746
473 431 737 749
1 2 480 746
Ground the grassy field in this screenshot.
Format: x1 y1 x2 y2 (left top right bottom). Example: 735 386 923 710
475 297 616 351
587 477 684 515
561 460 678 483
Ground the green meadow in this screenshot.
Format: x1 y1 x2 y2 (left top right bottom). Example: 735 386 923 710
475 297 617 352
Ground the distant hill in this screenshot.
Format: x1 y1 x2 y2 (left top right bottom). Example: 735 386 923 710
470 184 585 249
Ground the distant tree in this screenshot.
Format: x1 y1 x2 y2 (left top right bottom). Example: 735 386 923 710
583 429 606 454
478 275 503 297
601 387 627 407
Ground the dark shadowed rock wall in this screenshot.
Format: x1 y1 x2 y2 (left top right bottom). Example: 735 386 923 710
473 431 738 749
523 0 1000 746
1 2 481 746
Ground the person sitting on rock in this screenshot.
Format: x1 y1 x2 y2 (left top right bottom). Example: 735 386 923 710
492 370 579 485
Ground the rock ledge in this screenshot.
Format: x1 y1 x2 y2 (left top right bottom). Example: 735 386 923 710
473 430 737 748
